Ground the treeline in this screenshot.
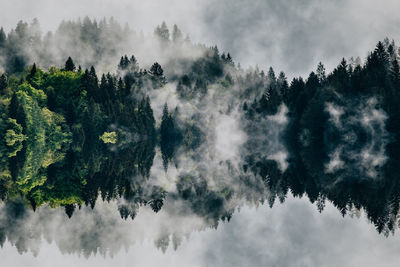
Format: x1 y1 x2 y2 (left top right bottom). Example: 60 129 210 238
0 18 204 76
0 52 169 216
242 39 400 236
0 19 239 223
2 18 400 238
0 18 134 73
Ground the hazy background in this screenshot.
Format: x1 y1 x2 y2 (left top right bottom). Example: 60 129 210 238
1 0 400 77
1 196 400 267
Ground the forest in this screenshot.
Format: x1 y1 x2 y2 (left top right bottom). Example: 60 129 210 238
1 18 400 254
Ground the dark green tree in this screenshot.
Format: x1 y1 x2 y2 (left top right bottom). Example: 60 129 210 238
0 74 7 95
64 57 76 72
316 62 326 84
0 27 5 49
150 62 164 76
29 63 37 79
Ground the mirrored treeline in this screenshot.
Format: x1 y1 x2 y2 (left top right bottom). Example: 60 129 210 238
1 19 400 255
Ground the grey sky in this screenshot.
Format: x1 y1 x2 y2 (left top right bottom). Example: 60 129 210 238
1 0 400 77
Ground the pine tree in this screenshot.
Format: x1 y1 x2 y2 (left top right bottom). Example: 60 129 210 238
90 66 98 82
84 66 99 100
329 58 349 92
0 74 7 95
150 62 164 76
221 53 226 61
100 74 108 102
390 58 400 87
316 62 326 84
106 72 116 100
226 53 233 66
30 63 37 79
129 55 139 72
65 204 75 218
150 62 166 86
277 71 289 102
268 67 276 85
154 22 170 41
172 24 183 43
117 77 124 99
118 55 129 70
306 71 320 96
0 27 6 48
375 41 389 67
162 102 169 122
65 57 76 72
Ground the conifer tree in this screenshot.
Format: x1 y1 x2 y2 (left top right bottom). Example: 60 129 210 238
30 63 37 79
65 57 76 72
0 74 7 95
316 62 326 84
0 27 6 48
154 22 170 41
172 24 183 43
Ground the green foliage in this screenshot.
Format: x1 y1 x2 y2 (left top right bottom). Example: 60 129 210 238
11 89 71 193
0 49 160 213
4 118 26 157
219 78 231 88
17 82 47 107
99 131 117 144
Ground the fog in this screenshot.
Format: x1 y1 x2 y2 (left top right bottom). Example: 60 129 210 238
1 0 400 77
1 196 400 267
1 1 399 266
324 96 390 178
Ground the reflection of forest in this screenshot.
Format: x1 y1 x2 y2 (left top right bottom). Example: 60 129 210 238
1 19 400 255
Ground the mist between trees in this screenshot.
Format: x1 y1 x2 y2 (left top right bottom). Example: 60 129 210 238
1 18 400 255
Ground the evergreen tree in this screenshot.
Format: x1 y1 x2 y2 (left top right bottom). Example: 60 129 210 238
117 77 125 99
118 55 129 70
375 41 389 67
150 62 164 76
129 55 139 72
150 62 166 86
99 74 108 102
268 67 277 85
162 102 169 122
316 62 326 84
65 204 75 218
0 74 7 95
226 53 233 66
172 24 183 43
390 58 400 88
329 58 349 92
0 27 5 49
221 53 226 61
84 66 99 100
29 63 37 79
387 42 396 60
154 22 170 41
65 57 76 72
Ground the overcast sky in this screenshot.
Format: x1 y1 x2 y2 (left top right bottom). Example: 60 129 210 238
1 0 400 77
